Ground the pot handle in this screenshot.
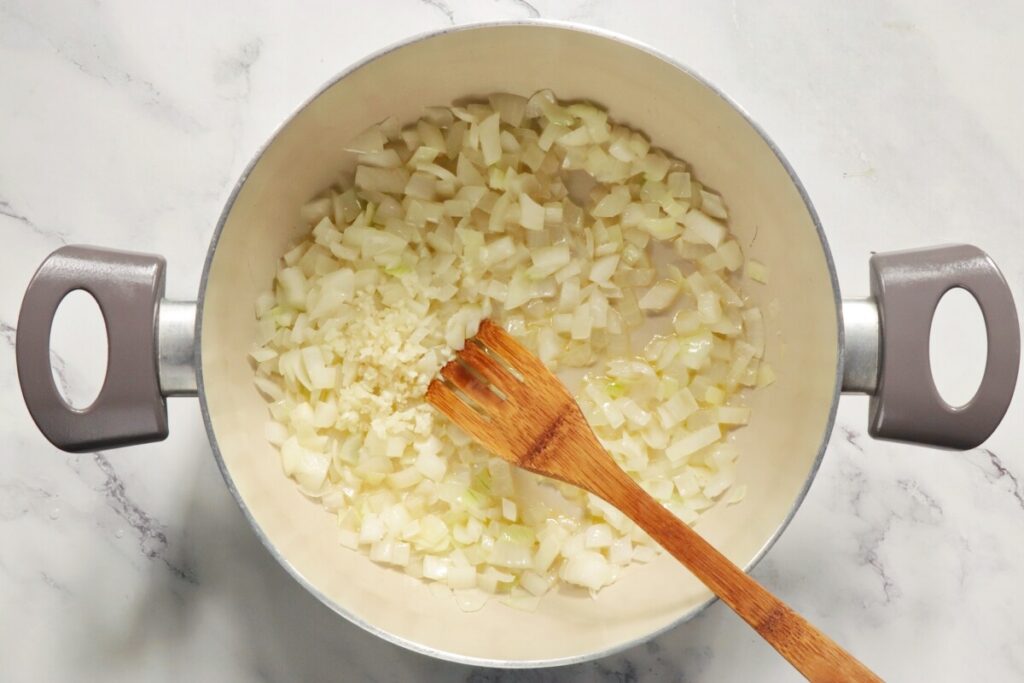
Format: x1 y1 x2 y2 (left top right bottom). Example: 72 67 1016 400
16 245 197 453
841 244 1020 449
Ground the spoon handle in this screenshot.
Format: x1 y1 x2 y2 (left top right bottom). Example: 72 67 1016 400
593 470 883 683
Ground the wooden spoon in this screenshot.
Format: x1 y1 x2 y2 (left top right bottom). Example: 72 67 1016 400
427 320 881 683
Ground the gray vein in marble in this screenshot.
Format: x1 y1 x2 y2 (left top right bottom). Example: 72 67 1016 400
0 199 30 224
216 38 263 101
864 543 897 604
835 455 899 603
593 659 639 683
465 672 535 682
641 639 688 681
465 670 576 682
87 452 198 585
0 480 54 521
0 320 15 347
3 7 203 133
504 0 541 18
0 198 68 244
567 0 602 22
895 478 944 523
955 535 972 589
840 455 868 515
2 323 194 583
40 571 71 597
860 513 898 604
976 448 1024 511
420 0 455 24
848 470 948 606
37 340 73 413
840 425 864 452
459 657 656 682
11 326 89 417
49 351 70 397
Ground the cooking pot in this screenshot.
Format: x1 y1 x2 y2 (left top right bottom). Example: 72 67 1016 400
15 21 1020 667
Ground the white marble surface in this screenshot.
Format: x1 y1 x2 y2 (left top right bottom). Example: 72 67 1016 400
2 1 1022 680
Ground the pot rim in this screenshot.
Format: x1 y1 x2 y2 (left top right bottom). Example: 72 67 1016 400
194 18 844 669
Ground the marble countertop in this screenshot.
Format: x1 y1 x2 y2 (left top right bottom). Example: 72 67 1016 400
2 1 1022 681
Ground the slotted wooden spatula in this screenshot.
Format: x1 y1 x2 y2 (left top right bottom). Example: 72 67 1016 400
427 320 881 683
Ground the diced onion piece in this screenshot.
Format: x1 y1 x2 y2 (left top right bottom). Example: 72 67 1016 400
699 190 727 219
359 149 402 168
355 166 409 194
697 290 722 324
345 124 386 153
632 546 658 563
490 541 532 569
447 565 477 590
726 485 748 504
681 209 726 248
520 570 553 596
561 550 612 590
743 307 765 358
639 153 671 181
500 587 542 612
609 537 632 564
747 259 770 283
717 406 751 425
757 362 777 386
666 425 722 463
657 388 698 428
638 280 681 312
584 524 614 548
488 93 528 126
571 305 593 341
519 193 545 231
537 327 561 365
502 498 518 522
479 113 502 166
717 240 743 271
528 245 571 279
423 555 451 580
592 186 630 218
589 254 620 285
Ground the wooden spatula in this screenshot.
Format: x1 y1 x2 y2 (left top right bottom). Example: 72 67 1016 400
426 320 881 683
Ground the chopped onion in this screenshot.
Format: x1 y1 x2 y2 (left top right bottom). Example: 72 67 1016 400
666 424 722 463
345 123 387 153
479 113 502 166
699 190 728 219
255 90 769 610
589 254 620 285
639 279 681 312
681 209 726 248
747 259 770 284
519 193 545 231
528 245 571 279
561 550 612 590
726 485 748 504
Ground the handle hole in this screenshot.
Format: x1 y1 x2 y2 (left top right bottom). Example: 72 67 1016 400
929 287 988 408
51 289 109 409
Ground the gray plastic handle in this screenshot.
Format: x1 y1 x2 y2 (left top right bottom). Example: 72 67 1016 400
842 244 1020 450
16 246 196 453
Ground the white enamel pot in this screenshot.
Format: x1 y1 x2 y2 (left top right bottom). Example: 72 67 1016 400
15 21 1020 668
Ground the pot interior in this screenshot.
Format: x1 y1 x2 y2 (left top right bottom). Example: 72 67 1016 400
200 23 840 665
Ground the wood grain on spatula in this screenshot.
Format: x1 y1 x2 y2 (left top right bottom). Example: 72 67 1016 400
426 320 882 683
